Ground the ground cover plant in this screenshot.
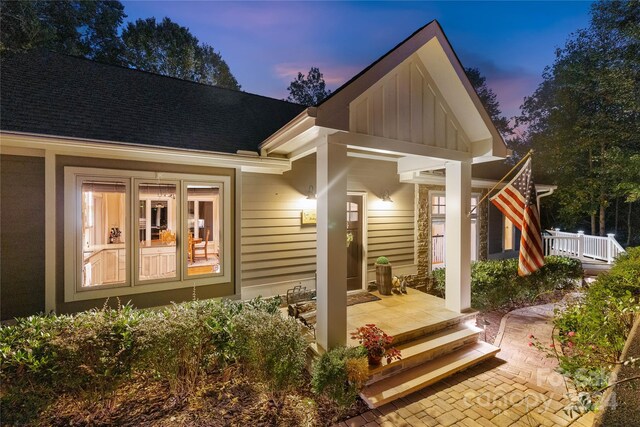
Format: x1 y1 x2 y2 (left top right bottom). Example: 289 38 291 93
431 255 583 310
0 296 365 426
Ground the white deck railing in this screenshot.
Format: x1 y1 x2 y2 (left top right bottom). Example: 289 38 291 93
543 229 626 264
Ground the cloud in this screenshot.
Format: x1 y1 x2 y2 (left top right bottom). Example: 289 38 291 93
273 62 364 89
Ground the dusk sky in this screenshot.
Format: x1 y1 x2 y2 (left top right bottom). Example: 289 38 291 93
122 1 593 123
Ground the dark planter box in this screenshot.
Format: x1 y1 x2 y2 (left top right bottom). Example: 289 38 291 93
376 264 392 295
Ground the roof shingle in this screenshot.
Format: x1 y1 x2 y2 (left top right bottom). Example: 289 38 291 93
0 50 306 153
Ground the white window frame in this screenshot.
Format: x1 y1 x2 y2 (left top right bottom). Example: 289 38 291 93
64 167 231 302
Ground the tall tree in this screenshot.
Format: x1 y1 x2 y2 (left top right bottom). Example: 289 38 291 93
121 17 239 89
465 67 513 138
0 0 125 63
286 67 331 106
517 0 640 239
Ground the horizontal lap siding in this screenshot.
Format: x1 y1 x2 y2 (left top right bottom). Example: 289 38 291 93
240 156 415 290
241 164 316 288
346 158 415 269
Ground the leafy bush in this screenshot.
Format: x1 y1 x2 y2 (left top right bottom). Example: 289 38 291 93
551 247 640 392
135 300 219 399
0 304 145 424
231 310 307 392
375 256 390 265
0 295 286 422
311 345 367 408
432 256 583 310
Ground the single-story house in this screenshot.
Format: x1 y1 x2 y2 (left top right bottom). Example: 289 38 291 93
1 20 552 352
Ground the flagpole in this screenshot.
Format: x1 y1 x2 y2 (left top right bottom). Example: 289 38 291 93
467 149 534 217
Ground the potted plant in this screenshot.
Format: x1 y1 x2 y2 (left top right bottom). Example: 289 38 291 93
351 324 401 366
375 256 392 295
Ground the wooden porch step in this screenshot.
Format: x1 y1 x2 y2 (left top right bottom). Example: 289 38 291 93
360 341 500 408
367 324 482 384
392 311 478 346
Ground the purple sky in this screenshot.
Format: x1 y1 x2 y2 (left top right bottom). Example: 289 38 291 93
122 1 592 123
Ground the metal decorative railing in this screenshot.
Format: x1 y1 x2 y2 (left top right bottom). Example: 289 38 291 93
543 229 626 264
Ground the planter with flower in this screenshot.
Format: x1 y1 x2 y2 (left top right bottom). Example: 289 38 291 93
351 324 402 366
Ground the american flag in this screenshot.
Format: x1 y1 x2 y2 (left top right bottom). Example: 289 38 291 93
490 158 545 276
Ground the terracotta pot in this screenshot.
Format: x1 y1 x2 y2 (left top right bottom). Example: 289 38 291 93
376 263 392 295
368 352 383 366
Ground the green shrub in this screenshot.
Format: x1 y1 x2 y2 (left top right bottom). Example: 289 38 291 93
0 304 145 424
311 345 367 408
431 256 583 310
375 256 390 265
204 296 282 366
231 310 307 392
135 299 219 399
0 295 291 422
552 247 640 391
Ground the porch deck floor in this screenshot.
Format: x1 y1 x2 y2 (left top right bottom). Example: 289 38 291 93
346 288 465 341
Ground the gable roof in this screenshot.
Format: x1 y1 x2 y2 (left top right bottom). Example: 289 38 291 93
0 50 305 154
313 20 507 158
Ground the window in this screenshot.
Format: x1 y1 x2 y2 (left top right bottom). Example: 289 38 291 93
81 179 128 288
429 192 480 267
65 168 230 302
186 184 221 276
431 195 446 215
137 182 178 282
504 217 514 251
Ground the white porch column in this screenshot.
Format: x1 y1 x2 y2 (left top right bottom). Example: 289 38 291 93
316 137 348 350
445 161 472 313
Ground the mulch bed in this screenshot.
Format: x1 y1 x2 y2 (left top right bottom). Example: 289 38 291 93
36 366 366 426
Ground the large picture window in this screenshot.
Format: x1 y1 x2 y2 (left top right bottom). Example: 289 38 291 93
65 168 231 302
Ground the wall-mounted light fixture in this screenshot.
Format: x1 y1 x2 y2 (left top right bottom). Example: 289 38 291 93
381 190 393 204
307 185 316 200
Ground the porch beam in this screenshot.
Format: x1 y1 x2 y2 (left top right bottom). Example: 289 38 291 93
315 135 348 350
333 131 472 162
397 156 447 173
445 160 472 312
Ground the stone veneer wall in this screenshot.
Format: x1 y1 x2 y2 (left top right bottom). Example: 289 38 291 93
415 184 489 292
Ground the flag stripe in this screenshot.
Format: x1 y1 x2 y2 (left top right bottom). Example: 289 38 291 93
493 193 525 228
491 158 545 277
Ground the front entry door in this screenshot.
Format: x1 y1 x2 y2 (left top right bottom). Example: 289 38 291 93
347 195 363 291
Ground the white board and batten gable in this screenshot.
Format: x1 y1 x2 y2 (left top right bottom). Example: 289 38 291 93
348 53 471 156
261 20 509 174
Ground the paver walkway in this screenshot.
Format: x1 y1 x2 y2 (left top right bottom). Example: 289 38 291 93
339 301 595 427
494 303 570 395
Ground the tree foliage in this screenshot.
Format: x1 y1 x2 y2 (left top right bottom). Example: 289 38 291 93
517 0 640 240
0 1 240 89
465 67 513 138
121 17 239 89
0 0 126 63
286 67 331 106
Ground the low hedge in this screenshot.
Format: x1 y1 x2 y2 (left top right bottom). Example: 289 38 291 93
0 296 298 424
432 256 583 310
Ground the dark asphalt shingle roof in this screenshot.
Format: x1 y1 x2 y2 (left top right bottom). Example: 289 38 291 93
0 50 306 153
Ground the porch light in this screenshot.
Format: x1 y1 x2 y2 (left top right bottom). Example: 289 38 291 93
381 190 393 204
306 185 316 200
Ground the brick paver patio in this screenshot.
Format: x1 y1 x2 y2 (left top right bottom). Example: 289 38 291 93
339 302 595 427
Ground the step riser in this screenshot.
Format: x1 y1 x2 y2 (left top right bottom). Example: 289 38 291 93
360 342 500 408
366 333 479 385
392 312 477 346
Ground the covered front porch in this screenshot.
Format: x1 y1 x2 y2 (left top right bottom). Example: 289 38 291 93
260 21 508 352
